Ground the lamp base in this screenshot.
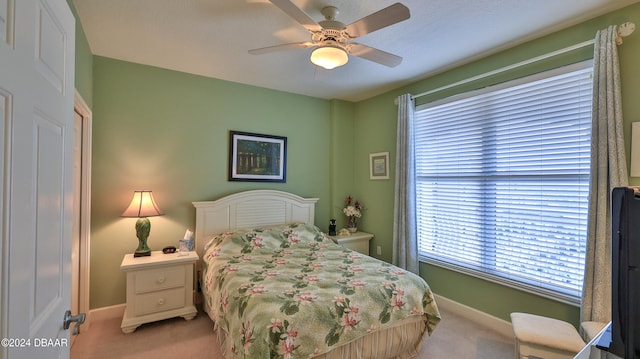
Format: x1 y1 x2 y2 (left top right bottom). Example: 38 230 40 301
133 217 152 258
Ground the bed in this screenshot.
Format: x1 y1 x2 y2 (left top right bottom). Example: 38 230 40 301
193 190 440 358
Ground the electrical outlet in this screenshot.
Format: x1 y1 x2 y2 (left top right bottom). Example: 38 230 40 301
377 246 382 256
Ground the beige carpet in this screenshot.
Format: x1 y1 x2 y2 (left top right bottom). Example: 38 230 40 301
71 306 514 359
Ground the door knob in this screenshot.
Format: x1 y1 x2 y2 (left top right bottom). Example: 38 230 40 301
63 310 86 330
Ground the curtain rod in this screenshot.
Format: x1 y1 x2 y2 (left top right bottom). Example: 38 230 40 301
408 22 636 102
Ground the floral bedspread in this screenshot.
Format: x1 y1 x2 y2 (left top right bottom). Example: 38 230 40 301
202 223 440 358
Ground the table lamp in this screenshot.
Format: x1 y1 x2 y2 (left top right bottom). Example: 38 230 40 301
121 190 164 257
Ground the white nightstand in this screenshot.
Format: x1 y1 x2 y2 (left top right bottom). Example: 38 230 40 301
120 251 199 333
330 231 374 255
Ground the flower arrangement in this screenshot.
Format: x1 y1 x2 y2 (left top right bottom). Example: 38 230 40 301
342 196 362 231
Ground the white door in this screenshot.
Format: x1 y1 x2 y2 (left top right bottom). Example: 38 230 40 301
0 0 77 358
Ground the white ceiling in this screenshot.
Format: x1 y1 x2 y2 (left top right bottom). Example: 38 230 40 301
72 0 639 102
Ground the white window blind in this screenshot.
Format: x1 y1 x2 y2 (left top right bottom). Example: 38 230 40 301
414 62 592 302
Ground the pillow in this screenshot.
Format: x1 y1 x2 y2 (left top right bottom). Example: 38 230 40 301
204 223 329 254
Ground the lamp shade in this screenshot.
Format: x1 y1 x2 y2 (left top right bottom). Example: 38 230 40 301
121 190 164 218
310 46 348 70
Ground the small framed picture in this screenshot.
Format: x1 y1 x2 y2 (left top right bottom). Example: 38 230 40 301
229 131 287 182
369 152 389 180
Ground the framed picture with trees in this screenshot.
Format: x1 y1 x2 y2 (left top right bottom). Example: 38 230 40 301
228 131 287 182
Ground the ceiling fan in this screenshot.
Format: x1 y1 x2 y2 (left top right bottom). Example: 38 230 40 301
249 0 411 70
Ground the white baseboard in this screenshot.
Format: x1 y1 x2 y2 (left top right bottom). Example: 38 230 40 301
434 294 514 339
88 303 125 322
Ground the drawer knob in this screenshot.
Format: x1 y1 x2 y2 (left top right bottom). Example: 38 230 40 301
157 298 165 306
157 276 165 284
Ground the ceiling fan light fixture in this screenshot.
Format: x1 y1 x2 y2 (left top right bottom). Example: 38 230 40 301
310 45 348 70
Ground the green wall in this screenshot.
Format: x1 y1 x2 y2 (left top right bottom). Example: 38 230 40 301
89 57 351 308
329 99 357 227
66 0 93 106
352 3 640 327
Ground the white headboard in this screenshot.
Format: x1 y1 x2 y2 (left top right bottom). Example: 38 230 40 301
192 190 319 257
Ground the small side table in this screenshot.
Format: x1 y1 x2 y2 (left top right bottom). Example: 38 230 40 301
120 251 199 333
330 231 374 255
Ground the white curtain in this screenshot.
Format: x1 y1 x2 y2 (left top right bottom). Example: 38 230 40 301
581 25 628 324
392 94 419 274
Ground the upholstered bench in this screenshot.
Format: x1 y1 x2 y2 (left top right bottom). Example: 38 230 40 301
511 312 586 359
580 321 608 342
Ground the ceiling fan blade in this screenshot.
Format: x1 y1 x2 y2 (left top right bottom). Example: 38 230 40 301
345 3 410 38
348 43 402 67
269 0 323 32
249 42 314 55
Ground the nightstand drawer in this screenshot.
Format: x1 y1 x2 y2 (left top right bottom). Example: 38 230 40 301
135 265 185 293
134 287 186 316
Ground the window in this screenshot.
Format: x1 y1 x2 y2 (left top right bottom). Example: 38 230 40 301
414 62 592 303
